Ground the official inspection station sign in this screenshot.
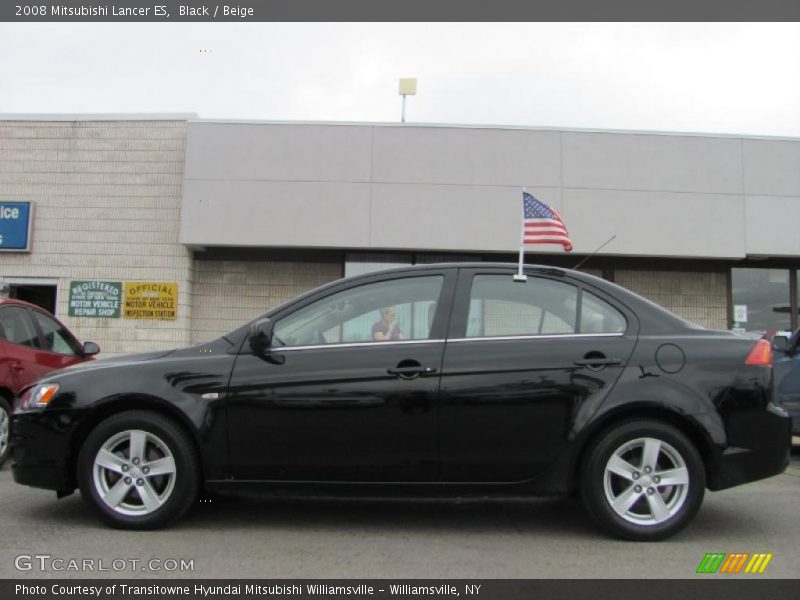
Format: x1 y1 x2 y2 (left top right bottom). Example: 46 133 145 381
68 281 122 318
123 282 178 320
0 201 32 252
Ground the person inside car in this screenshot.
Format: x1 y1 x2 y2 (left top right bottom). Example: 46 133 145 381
372 306 404 341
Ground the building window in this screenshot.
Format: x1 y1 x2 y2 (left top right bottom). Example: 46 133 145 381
731 268 792 334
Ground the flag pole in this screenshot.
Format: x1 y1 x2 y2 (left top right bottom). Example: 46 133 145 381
514 187 527 282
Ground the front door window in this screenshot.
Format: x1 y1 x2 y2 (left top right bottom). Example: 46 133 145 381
273 275 445 346
30 311 79 356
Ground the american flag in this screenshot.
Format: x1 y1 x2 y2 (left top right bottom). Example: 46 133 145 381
522 192 573 252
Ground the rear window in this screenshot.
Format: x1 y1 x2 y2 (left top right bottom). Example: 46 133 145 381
580 291 627 334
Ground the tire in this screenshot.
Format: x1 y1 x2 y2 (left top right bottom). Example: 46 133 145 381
77 410 200 529
0 398 11 468
580 419 705 541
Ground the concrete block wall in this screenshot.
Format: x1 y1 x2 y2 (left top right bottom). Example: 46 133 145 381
190 258 343 343
614 269 728 330
0 120 192 356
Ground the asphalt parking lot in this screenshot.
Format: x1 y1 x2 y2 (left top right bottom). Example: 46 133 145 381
1 451 798 580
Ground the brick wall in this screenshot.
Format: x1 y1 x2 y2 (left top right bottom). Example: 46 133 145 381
614 269 728 330
0 120 191 356
191 258 343 344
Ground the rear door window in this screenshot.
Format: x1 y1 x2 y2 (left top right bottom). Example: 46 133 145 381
466 275 578 337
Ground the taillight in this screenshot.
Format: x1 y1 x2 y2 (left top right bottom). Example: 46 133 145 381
745 339 772 366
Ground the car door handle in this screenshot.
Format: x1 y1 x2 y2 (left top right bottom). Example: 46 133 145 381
574 358 621 366
387 366 438 376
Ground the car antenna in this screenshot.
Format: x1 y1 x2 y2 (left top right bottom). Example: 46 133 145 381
571 235 616 271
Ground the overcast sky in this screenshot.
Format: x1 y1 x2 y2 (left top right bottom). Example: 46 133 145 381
1 22 798 136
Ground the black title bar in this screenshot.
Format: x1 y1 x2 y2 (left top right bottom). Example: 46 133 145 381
3 0 800 22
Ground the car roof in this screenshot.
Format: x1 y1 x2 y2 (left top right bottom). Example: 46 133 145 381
0 297 49 312
354 262 567 275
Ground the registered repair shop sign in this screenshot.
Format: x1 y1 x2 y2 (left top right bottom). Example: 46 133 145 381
123 282 178 320
68 281 122 318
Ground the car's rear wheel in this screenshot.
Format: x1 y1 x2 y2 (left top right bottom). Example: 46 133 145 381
0 398 11 467
580 419 705 541
77 411 199 529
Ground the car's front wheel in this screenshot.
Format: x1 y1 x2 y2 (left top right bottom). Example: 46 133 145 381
580 419 705 541
77 411 200 529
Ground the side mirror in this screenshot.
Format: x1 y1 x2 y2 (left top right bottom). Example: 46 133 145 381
771 335 790 353
249 318 274 355
82 341 101 356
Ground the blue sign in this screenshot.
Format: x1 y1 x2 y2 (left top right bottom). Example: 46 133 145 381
0 201 32 251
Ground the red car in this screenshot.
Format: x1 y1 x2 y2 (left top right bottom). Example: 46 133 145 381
0 298 99 465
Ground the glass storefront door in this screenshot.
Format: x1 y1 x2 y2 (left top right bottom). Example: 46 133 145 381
731 268 792 334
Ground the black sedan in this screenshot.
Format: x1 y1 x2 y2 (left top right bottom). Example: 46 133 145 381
11 264 792 540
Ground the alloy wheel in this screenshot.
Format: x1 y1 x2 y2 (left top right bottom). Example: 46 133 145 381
93 429 177 516
602 436 690 526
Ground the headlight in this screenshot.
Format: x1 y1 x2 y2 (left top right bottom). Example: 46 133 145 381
18 384 60 411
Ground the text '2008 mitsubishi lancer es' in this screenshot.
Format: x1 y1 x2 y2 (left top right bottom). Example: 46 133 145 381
11 264 792 540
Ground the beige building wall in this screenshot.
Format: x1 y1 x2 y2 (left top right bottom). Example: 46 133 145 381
0 120 192 356
614 270 728 330
191 258 343 344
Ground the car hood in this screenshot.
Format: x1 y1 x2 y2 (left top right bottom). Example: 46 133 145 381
93 349 179 364
33 336 238 387
39 348 179 381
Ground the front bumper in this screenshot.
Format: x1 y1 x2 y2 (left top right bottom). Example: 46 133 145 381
11 410 80 494
708 403 792 491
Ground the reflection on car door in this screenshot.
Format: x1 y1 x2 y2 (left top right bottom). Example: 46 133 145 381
438 268 637 482
225 270 456 482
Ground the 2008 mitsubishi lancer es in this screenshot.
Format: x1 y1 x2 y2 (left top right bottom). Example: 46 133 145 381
11 264 792 540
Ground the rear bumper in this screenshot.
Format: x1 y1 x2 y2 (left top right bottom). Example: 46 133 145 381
785 405 800 436
708 403 792 491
